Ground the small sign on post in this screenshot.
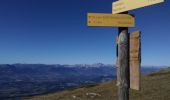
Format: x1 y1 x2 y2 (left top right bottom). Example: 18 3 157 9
130 31 141 91
88 13 135 27
112 0 164 14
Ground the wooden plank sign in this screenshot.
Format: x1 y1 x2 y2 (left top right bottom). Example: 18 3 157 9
130 31 141 91
112 0 164 14
87 13 135 27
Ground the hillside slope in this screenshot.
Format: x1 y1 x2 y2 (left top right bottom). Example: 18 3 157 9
24 67 170 100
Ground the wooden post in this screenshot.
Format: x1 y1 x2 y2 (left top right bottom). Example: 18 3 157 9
116 12 129 100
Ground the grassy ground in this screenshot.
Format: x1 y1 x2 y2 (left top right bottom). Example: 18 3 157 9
24 67 170 100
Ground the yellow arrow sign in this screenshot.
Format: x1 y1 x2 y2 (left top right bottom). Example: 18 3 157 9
87 13 135 27
112 0 164 14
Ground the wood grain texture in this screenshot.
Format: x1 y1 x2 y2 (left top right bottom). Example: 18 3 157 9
130 31 141 91
117 27 129 100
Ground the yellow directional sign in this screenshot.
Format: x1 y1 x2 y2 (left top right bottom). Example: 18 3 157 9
87 13 135 27
112 0 164 14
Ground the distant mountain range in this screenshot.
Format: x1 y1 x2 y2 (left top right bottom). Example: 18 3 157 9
0 63 161 100
25 67 170 100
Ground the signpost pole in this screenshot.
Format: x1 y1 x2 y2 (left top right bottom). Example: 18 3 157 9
117 12 129 100
87 0 164 99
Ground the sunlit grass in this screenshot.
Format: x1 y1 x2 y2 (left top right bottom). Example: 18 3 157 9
24 67 170 100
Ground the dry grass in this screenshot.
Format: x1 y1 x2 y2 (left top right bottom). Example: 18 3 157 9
24 68 170 100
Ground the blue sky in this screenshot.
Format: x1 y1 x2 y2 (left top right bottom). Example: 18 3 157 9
0 0 169 66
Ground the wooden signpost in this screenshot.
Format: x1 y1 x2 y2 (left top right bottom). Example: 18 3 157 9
112 0 164 14
88 13 135 27
87 0 164 100
130 31 141 91
117 25 129 100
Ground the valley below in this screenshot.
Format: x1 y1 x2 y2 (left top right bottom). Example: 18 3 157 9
0 64 162 100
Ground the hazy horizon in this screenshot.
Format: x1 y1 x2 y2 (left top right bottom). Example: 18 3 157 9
0 63 168 67
0 0 170 66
